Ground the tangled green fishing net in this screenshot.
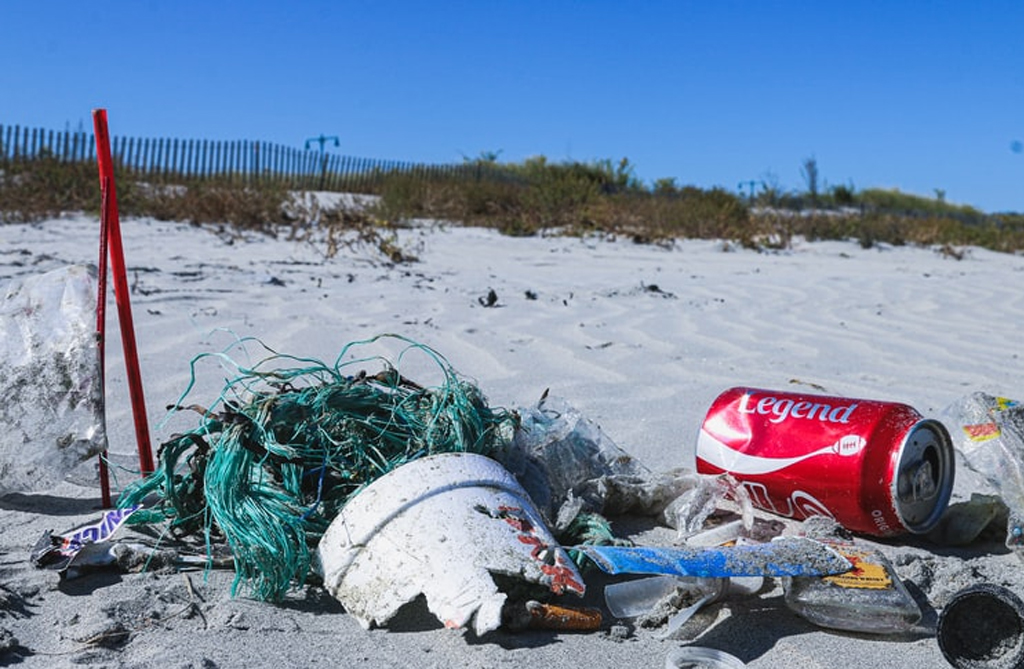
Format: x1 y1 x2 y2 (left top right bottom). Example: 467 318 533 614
119 334 518 601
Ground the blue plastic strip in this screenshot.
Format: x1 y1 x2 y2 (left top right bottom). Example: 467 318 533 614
575 538 851 578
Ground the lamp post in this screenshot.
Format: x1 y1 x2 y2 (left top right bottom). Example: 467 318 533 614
738 180 760 203
305 134 339 190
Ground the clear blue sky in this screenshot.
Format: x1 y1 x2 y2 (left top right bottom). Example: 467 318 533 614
5 2 1022 212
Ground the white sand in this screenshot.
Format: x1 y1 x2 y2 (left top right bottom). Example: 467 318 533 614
2 212 1024 667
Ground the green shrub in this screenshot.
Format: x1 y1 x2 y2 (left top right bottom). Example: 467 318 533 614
0 154 101 221
859 188 985 221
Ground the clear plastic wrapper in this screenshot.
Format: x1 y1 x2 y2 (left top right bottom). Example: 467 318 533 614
503 393 752 538
0 265 106 493
941 393 1024 549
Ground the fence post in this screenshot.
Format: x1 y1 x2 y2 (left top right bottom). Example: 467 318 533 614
140 139 150 177
241 140 248 185
271 144 280 185
237 140 244 184
154 138 163 179
128 136 138 173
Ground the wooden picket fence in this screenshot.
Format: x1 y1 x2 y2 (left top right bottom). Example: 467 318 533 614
0 123 491 193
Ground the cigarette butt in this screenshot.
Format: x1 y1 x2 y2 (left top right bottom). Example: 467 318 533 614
525 600 602 631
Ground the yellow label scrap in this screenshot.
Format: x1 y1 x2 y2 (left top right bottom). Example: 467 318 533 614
823 547 893 590
996 397 1018 411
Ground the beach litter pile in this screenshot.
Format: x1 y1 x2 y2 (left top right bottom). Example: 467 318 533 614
7 270 1024 667
99 333 765 633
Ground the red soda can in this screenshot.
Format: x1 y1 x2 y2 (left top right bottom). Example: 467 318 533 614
695 387 955 536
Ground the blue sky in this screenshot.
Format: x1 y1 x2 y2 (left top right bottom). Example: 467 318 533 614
5 2 1022 212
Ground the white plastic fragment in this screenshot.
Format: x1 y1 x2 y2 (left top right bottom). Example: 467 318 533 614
0 265 106 493
605 575 692 619
604 575 763 637
665 646 746 668
681 519 745 547
314 452 585 635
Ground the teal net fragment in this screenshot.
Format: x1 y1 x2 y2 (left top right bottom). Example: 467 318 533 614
119 334 518 601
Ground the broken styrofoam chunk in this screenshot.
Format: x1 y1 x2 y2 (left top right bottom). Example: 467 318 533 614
0 265 106 493
314 452 584 635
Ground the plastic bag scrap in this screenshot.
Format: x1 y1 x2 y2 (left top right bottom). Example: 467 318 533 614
941 393 1024 549
0 265 106 493
31 506 140 578
498 393 754 542
30 504 233 580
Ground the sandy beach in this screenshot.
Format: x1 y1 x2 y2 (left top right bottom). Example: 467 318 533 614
2 210 1024 668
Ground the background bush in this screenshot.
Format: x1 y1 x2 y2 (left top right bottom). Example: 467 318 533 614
2 153 1022 257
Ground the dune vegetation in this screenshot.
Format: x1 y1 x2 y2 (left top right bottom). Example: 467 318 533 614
3 152 1023 259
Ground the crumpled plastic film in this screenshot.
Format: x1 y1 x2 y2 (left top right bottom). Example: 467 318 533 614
502 395 711 533
496 394 652 532
0 265 106 493
942 393 1024 549
499 394 748 541
662 472 755 540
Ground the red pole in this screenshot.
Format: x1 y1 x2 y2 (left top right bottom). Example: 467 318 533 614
96 177 112 508
92 109 156 481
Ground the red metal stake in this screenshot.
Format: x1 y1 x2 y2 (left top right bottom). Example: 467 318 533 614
92 109 156 498
96 177 112 508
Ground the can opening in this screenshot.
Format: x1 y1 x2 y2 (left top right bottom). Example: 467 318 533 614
894 420 955 534
921 444 940 496
898 444 941 502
